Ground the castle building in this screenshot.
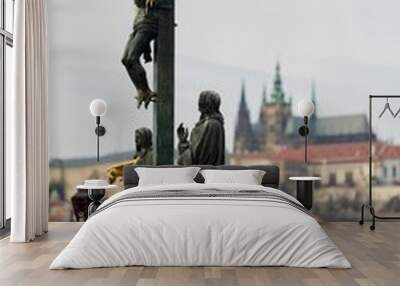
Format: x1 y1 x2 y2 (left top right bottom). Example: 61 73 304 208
233 63 371 155
231 63 380 189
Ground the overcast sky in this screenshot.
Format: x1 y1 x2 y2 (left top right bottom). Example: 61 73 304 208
48 0 400 160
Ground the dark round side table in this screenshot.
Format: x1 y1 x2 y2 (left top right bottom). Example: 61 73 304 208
289 177 321 210
76 184 118 217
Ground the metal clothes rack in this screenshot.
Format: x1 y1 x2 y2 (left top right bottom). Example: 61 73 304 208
359 95 400 230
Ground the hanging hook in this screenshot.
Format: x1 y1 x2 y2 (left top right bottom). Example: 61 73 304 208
394 98 400 118
379 97 395 118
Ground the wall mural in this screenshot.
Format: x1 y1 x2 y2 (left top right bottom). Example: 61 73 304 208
177 91 225 166
107 127 153 184
122 0 158 109
48 0 400 222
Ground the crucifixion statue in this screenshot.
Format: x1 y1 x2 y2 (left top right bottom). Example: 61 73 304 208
122 0 175 164
122 0 158 109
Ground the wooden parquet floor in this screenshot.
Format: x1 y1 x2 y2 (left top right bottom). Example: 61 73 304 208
0 222 399 286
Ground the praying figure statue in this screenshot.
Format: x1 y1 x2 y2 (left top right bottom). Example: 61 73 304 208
107 127 154 184
122 0 158 109
177 91 225 165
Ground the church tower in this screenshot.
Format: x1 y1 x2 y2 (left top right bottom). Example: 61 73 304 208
234 82 257 153
310 81 317 122
257 83 268 148
271 62 285 103
308 81 318 143
261 83 268 106
259 62 292 151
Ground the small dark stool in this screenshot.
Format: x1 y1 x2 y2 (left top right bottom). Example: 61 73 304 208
72 184 117 221
289 177 321 210
71 189 91 221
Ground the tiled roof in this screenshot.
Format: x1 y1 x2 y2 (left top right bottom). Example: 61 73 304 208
285 114 369 137
378 144 400 160
49 151 133 168
270 142 370 163
233 142 400 164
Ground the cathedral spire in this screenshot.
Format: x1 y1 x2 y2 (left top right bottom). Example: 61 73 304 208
311 81 317 111
261 83 267 106
234 81 256 153
271 62 285 103
311 81 316 103
310 81 317 120
240 80 247 109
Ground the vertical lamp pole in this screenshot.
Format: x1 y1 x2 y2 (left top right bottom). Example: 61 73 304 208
90 99 107 162
304 116 308 163
96 116 100 162
297 99 315 163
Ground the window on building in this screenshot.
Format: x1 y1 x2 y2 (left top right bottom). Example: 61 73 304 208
345 172 354 186
1 0 14 232
392 166 397 179
328 173 336 186
313 174 321 188
383 166 387 178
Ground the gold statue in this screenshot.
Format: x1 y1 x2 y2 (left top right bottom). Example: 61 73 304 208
107 127 153 184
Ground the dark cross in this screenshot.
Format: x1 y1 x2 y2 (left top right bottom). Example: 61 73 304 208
153 0 175 165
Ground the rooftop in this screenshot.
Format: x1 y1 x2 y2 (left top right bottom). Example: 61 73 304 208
233 142 400 164
285 114 370 137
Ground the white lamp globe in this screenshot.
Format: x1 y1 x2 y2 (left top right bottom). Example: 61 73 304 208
297 99 315 117
89 99 107 117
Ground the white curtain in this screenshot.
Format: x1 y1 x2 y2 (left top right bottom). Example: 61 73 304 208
8 0 49 242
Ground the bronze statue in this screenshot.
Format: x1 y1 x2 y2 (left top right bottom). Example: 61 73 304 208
122 0 158 109
177 91 225 165
107 127 154 184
